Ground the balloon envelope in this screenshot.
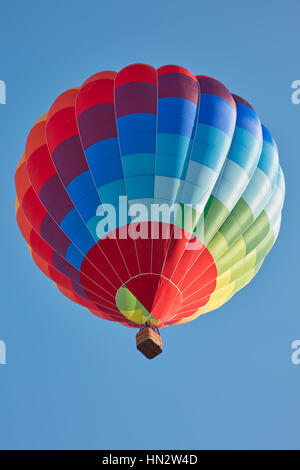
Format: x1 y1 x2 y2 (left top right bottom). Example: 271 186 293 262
15 64 285 328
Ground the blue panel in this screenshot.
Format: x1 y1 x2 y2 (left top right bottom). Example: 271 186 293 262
66 170 96 204
76 190 101 222
60 208 95 254
158 97 197 137
235 103 261 139
91 158 124 187
158 97 198 119
198 94 236 137
117 113 156 134
118 132 156 155
84 138 120 166
65 244 85 270
158 114 196 138
262 124 276 147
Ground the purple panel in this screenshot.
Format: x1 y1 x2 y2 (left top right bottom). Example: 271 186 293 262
158 73 199 104
51 135 89 185
115 82 157 117
52 251 81 284
77 103 117 149
71 279 90 299
39 174 74 224
232 94 255 111
197 76 235 108
40 214 70 257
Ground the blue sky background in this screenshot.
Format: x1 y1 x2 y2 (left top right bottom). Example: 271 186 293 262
0 0 299 450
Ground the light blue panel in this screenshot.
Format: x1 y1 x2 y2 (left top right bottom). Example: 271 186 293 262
122 153 155 177
156 133 192 180
192 123 231 172
257 141 279 188
60 208 95 254
227 139 261 178
84 138 120 166
86 215 103 240
117 113 156 134
154 176 183 202
97 179 126 208
180 181 211 207
156 133 192 159
128 198 154 223
66 170 96 204
242 168 272 218
126 175 154 199
91 158 124 187
156 154 187 179
233 126 259 151
65 244 85 270
212 159 249 210
76 190 102 222
185 161 218 188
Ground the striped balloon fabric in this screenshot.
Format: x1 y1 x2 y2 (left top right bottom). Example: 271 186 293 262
15 64 285 329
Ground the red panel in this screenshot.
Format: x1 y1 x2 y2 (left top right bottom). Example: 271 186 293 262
76 74 117 116
47 89 78 121
157 65 197 80
115 63 157 88
25 119 47 159
26 145 56 194
125 274 182 323
46 107 78 153
15 160 31 203
29 229 53 265
22 187 47 231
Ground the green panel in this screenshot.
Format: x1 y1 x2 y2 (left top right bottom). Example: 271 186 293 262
243 210 270 254
255 230 275 265
204 196 229 245
175 203 203 234
115 286 158 323
216 237 246 275
229 249 257 282
219 198 254 246
207 231 229 261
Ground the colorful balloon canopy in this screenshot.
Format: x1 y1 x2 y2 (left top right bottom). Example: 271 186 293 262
15 64 285 329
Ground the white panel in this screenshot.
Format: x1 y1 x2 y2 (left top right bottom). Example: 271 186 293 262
185 161 218 188
213 159 249 210
242 168 272 218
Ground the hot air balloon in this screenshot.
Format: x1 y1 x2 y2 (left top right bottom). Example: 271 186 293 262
15 64 285 359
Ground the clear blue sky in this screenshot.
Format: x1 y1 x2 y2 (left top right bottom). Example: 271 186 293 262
0 0 299 450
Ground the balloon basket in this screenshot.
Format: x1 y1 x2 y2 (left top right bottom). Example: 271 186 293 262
136 326 162 359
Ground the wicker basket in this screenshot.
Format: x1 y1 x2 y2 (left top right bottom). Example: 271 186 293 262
136 326 163 359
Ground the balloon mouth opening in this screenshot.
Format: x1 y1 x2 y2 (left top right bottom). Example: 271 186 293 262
115 273 183 325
